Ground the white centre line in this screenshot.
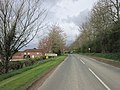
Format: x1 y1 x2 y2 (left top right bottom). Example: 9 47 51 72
81 60 85 64
88 68 111 90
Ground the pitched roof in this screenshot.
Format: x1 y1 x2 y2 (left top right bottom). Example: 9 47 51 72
24 49 42 52
13 51 24 56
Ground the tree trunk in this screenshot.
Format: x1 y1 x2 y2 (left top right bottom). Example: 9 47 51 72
4 57 9 73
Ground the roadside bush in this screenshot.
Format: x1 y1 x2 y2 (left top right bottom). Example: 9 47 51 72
0 57 46 75
81 53 120 61
24 60 32 67
9 61 23 70
94 53 120 61
0 62 5 74
0 62 2 66
29 57 43 61
0 66 4 75
40 56 47 60
34 57 41 61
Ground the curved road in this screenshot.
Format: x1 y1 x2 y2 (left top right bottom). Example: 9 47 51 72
38 54 120 90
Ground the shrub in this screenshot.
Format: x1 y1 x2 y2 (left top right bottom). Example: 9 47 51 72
0 66 5 75
0 56 46 75
24 60 32 67
9 61 23 70
33 57 41 61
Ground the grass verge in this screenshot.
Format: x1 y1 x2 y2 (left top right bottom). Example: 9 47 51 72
81 53 120 62
0 63 41 81
0 59 51 81
80 53 120 68
0 56 66 90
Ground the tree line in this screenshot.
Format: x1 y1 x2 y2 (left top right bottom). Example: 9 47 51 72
71 0 120 53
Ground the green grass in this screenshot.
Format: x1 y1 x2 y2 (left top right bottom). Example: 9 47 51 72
81 53 120 61
0 62 41 81
0 56 66 90
0 59 50 81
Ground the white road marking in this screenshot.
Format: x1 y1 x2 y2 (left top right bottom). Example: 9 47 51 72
81 60 85 64
88 68 111 90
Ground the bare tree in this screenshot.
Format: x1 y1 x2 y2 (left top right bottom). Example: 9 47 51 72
38 25 66 55
109 0 120 21
38 36 50 54
90 0 113 52
48 25 66 55
0 0 46 73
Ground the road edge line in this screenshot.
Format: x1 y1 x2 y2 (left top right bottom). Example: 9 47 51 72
88 68 111 90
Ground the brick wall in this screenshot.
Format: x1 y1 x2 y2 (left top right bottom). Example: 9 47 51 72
12 49 43 60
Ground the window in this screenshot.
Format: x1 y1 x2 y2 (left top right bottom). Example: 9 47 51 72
37 52 39 55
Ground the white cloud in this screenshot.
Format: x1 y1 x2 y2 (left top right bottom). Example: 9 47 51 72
55 21 80 46
22 0 98 50
66 9 90 26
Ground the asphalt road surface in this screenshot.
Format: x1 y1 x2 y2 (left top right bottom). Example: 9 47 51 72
38 54 120 90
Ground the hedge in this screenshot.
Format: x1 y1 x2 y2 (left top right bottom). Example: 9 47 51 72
0 57 45 75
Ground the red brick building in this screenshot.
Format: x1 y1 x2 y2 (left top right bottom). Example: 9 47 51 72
12 49 43 60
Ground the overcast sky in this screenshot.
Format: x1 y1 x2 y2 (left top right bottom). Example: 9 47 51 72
22 0 98 50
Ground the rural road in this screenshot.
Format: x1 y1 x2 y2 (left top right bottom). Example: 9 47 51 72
38 54 120 90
